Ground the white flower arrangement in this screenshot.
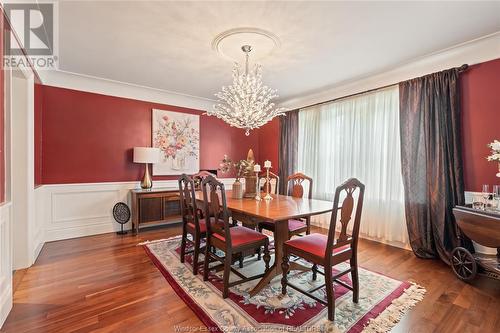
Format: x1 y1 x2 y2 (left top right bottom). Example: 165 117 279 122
486 140 500 162
486 140 500 177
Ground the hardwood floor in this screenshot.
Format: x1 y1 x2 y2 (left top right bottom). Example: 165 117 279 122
1 225 499 332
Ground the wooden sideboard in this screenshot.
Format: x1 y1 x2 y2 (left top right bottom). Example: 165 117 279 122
130 188 182 233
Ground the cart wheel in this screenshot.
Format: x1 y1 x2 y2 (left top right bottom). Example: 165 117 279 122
451 247 477 282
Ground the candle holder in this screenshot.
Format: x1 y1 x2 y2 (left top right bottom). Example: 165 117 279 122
264 166 273 201
255 171 262 201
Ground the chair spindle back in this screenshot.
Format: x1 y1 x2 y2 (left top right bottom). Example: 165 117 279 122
287 172 313 199
326 178 365 259
260 171 279 194
192 170 217 191
201 175 231 244
178 174 200 231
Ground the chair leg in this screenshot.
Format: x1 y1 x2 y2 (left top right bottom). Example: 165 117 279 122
238 255 244 268
351 258 359 303
312 264 318 281
325 266 335 321
281 251 290 295
257 224 264 260
306 217 311 235
180 228 187 263
263 242 271 272
192 234 200 275
222 251 232 298
203 240 211 281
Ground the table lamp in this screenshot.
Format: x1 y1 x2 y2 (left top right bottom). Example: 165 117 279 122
133 147 160 189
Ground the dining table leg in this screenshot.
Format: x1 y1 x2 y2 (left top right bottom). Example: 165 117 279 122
248 219 310 297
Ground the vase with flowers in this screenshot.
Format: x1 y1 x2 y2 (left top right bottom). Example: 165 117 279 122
486 140 500 178
219 150 256 198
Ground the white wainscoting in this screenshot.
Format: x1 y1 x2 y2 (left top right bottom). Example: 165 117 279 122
37 186 490 249
40 179 237 242
0 203 12 328
32 187 46 262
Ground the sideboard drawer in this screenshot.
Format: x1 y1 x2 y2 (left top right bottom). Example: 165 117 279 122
131 189 182 233
139 197 163 223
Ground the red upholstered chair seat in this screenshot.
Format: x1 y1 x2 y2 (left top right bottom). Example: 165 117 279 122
284 233 349 259
187 219 207 233
213 226 268 248
259 219 307 232
187 219 225 234
287 219 308 231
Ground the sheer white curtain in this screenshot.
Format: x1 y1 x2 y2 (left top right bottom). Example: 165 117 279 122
298 86 408 248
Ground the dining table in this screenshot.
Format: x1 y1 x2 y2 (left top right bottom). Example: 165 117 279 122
194 190 334 296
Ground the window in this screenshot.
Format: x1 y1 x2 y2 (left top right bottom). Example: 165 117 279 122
298 86 408 247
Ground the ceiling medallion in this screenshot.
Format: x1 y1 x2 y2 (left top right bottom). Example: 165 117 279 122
208 28 286 136
211 27 281 61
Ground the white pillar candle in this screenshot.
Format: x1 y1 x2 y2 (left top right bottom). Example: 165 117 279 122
254 164 261 172
264 160 272 168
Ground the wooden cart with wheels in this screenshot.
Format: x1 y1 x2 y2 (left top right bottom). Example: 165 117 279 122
452 206 500 281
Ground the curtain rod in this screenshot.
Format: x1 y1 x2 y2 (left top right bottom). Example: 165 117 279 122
299 64 469 110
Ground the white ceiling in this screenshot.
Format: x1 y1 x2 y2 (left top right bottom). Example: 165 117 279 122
57 1 500 103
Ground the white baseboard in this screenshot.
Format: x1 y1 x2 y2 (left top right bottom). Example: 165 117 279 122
0 203 12 329
40 178 237 242
32 187 46 263
0 284 12 330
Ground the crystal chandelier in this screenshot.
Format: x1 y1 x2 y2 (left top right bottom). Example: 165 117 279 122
208 45 286 136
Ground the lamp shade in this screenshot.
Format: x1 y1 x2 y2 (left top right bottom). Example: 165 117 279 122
133 147 160 163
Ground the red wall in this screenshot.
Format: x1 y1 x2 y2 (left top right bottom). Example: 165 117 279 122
40 85 260 184
258 118 280 172
37 59 498 189
461 58 500 192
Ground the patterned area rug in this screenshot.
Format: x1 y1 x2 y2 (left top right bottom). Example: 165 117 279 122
142 236 425 333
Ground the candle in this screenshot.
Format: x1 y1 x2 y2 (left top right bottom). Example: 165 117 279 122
264 160 272 168
254 164 261 172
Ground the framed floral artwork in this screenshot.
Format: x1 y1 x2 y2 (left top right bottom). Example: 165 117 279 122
152 109 200 175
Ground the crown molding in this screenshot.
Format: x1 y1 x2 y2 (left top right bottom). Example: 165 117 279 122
281 31 500 110
37 70 216 111
37 32 499 112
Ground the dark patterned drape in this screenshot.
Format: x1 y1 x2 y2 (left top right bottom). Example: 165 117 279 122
399 67 473 264
278 110 299 195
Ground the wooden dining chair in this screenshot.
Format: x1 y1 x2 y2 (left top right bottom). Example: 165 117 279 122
259 171 279 194
201 175 271 298
258 172 313 238
281 178 365 321
191 171 217 217
239 171 278 232
179 174 207 275
192 170 216 191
